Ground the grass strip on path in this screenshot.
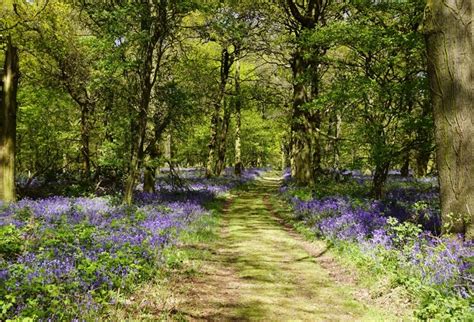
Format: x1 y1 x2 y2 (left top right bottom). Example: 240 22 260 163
173 175 401 321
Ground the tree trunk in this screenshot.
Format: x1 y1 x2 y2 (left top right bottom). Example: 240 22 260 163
372 161 390 199
104 92 114 143
290 131 296 177
206 103 220 178
123 87 151 204
290 50 313 185
280 142 286 171
215 98 231 176
80 103 91 179
143 166 156 193
143 108 169 193
310 110 322 176
309 61 322 177
424 0 473 237
234 60 243 176
415 151 430 177
331 111 342 181
206 48 232 178
400 151 410 177
143 135 161 195
0 37 19 203
234 103 242 176
164 132 172 160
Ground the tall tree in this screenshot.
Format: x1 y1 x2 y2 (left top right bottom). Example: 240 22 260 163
202 3 265 177
280 0 332 185
309 1 428 197
33 23 97 179
423 0 473 237
206 46 235 177
81 0 190 204
234 59 243 176
0 36 19 202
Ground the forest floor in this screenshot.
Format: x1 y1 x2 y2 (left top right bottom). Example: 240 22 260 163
110 174 404 321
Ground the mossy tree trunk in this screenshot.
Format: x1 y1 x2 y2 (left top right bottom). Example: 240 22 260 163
309 58 323 177
423 0 473 237
328 110 342 180
144 108 172 193
415 102 433 177
123 87 151 204
284 0 329 186
122 1 176 204
206 48 233 178
0 37 19 203
290 50 313 185
372 161 390 199
123 4 155 204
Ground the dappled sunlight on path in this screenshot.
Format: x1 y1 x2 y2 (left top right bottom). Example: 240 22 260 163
177 175 396 321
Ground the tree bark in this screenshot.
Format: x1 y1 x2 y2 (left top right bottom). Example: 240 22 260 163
423 0 473 237
0 37 19 203
206 101 220 178
329 110 342 180
309 59 322 177
415 151 430 177
284 1 327 185
290 50 313 185
123 2 166 204
143 133 162 195
123 90 150 204
372 161 390 199
215 98 231 176
80 103 91 178
400 151 410 177
143 108 170 194
143 165 156 193
234 60 243 176
206 48 233 178
310 110 322 176
164 132 172 160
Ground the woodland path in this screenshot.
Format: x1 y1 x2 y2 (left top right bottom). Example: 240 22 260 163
173 175 398 321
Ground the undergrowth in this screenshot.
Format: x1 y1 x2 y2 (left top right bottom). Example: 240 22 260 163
104 197 225 320
277 176 473 320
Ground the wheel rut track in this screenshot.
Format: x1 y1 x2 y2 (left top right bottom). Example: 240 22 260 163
175 176 399 321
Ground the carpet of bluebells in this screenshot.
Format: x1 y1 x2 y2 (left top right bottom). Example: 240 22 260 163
0 168 264 319
281 170 473 319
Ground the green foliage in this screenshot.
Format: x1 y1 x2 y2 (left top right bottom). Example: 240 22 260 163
281 177 472 320
386 217 422 248
0 224 22 260
290 188 313 202
415 287 474 321
0 206 212 319
0 0 451 317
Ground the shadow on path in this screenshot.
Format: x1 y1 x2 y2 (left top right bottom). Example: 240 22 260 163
177 175 396 321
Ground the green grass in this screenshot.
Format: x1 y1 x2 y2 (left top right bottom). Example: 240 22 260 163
105 175 407 320
103 197 225 320
199 176 400 320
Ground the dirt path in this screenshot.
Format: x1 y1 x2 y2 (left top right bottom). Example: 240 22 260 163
175 175 397 321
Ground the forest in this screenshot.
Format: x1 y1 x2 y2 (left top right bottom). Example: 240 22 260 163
0 0 472 320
